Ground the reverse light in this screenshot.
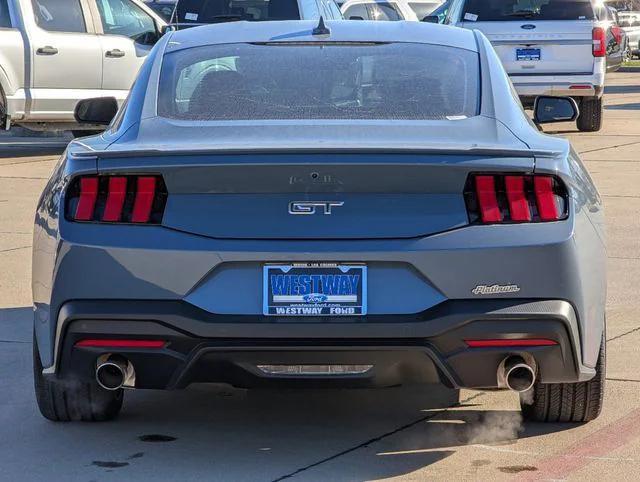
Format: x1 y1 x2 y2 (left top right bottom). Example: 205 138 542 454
66 175 166 224
592 27 606 57
464 174 568 224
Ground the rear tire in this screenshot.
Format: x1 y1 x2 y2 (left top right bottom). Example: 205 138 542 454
33 333 123 422
576 97 603 132
520 330 605 423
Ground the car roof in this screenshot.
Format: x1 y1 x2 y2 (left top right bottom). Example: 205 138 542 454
164 20 479 54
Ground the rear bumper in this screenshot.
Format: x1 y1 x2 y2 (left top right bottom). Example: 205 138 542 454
511 73 605 98
52 299 596 390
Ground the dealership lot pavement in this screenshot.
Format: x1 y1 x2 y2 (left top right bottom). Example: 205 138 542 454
1 71 640 481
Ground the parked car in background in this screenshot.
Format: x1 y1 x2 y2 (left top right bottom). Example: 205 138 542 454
444 0 619 132
619 10 640 57
603 5 626 70
341 0 442 21
0 0 166 134
173 0 342 27
144 0 177 21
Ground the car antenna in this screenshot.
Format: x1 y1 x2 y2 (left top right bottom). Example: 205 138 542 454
312 16 330 36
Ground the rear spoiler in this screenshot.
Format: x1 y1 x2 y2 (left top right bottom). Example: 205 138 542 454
70 146 561 160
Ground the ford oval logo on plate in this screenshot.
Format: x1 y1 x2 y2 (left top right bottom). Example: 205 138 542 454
521 24 536 29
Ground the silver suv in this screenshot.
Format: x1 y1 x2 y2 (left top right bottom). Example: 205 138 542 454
445 0 615 132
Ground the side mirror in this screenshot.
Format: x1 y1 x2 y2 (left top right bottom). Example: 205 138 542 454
74 97 119 125
349 16 364 20
161 24 177 34
533 96 579 124
422 15 439 23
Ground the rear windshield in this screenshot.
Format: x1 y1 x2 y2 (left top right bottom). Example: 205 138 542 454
158 43 480 121
462 0 596 22
175 0 300 23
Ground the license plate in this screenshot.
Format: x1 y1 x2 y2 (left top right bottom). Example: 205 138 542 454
263 263 367 316
516 48 541 61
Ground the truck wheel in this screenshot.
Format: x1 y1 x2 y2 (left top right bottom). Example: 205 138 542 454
520 330 605 423
576 97 603 132
33 332 123 422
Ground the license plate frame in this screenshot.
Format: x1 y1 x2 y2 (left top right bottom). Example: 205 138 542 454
263 263 367 316
516 48 541 61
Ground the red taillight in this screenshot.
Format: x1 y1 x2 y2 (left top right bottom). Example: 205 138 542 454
593 27 606 57
74 177 99 221
465 339 558 348
75 339 166 348
611 25 623 45
465 174 568 224
534 176 560 221
67 175 166 224
504 176 531 222
102 176 127 222
475 176 502 223
131 177 157 223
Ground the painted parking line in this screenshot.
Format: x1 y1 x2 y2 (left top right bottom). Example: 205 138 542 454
514 407 640 481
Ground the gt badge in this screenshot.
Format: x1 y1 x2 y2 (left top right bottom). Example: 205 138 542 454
288 201 344 215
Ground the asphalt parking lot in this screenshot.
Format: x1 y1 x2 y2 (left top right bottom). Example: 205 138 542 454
1 70 639 481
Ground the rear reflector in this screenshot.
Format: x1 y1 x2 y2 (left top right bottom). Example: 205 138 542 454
593 27 606 57
465 174 568 224
569 85 592 90
74 177 99 221
66 175 166 224
465 339 558 348
75 339 166 348
475 176 502 223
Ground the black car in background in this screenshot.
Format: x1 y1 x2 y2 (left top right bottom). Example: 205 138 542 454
144 0 177 20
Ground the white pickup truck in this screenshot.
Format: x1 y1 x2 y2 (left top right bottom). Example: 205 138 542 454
0 0 165 134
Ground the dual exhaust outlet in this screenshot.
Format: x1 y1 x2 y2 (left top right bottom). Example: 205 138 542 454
94 354 535 393
95 354 136 391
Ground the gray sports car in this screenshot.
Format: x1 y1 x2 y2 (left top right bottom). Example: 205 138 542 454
32 20 606 423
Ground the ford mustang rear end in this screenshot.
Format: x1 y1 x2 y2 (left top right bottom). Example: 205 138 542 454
32 20 606 423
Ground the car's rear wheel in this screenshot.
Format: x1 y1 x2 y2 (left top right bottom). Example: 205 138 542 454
520 330 605 423
33 333 123 422
576 97 603 132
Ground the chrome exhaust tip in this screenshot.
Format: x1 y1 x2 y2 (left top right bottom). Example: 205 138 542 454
499 356 536 393
95 355 135 391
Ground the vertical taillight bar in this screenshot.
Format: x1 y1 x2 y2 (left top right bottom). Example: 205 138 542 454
475 176 502 223
74 177 99 221
131 177 157 223
505 176 531 222
534 176 559 221
102 177 127 222
593 27 606 57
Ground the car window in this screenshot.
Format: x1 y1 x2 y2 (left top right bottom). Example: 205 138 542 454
299 0 320 18
343 3 370 19
409 2 441 20
158 42 480 121
461 0 596 22
176 0 300 23
97 0 157 40
327 0 343 18
147 1 176 20
370 2 403 20
0 0 11 28
32 0 87 33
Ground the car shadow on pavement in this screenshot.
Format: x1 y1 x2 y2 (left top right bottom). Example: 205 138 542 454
1 305 574 480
